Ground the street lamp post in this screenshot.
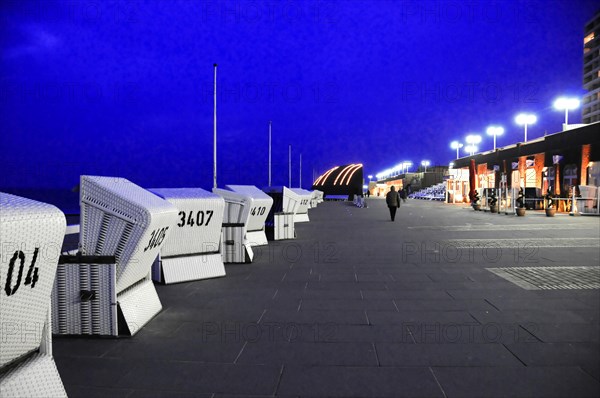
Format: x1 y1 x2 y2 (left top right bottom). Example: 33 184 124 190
515 113 537 142
450 141 463 159
213 63 218 189
421 160 430 172
553 97 580 125
268 121 272 187
465 134 481 156
486 126 504 150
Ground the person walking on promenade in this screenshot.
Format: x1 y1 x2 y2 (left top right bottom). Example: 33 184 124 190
386 186 401 221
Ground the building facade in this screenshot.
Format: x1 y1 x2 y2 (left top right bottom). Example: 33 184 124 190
447 123 600 212
583 11 600 124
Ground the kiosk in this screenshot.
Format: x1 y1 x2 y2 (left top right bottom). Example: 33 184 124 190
0 193 67 397
150 188 226 284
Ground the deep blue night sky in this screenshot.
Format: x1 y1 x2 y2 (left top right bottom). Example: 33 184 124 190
1 0 598 191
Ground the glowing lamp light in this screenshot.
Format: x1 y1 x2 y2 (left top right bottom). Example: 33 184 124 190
515 113 537 142
553 97 580 125
450 141 463 159
421 160 430 172
465 144 478 156
486 126 504 150
465 134 481 145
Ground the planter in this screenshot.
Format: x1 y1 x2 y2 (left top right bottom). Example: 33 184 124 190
472 204 481 211
516 208 526 217
490 205 498 213
545 208 556 217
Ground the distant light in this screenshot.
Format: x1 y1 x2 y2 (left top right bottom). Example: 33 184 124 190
515 113 536 142
515 113 537 125
486 126 504 150
486 126 504 136
553 97 580 111
450 141 463 149
368 175 373 179
465 144 478 155
449 162 455 168
465 134 481 145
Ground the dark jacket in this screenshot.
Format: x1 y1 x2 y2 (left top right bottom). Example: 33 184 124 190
386 190 401 207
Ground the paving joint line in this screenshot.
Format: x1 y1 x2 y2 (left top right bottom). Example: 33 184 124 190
502 343 528 367
429 367 448 398
272 364 285 396
256 309 267 324
484 298 501 312
372 342 381 367
233 341 247 364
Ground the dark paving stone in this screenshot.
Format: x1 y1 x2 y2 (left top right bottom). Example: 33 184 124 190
572 309 600 324
318 273 358 282
386 281 473 291
407 323 538 344
367 310 476 325
382 273 433 283
262 309 368 325
277 366 444 397
236 340 378 366
446 288 541 300
300 298 397 311
306 281 388 291
116 361 281 396
426 273 475 283
505 342 600 367
195 296 301 311
299 289 363 300
377 342 522 366
432 366 600 398
156 307 265 323
55 356 137 388
102 336 245 363
362 290 452 300
357 275 396 284
581 362 600 382
392 298 496 311
129 390 212 398
469 309 589 324
62 385 134 398
486 297 596 311
237 323 414 343
53 336 125 358
521 322 600 343
213 395 284 398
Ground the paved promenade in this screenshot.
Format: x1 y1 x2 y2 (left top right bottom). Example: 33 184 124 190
54 198 600 397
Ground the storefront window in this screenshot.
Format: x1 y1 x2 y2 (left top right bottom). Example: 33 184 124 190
563 164 578 192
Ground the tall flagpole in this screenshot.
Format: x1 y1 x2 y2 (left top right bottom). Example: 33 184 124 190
288 144 292 187
299 153 302 188
213 63 218 189
268 121 272 187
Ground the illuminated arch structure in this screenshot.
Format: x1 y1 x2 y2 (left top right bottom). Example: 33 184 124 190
312 164 364 199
